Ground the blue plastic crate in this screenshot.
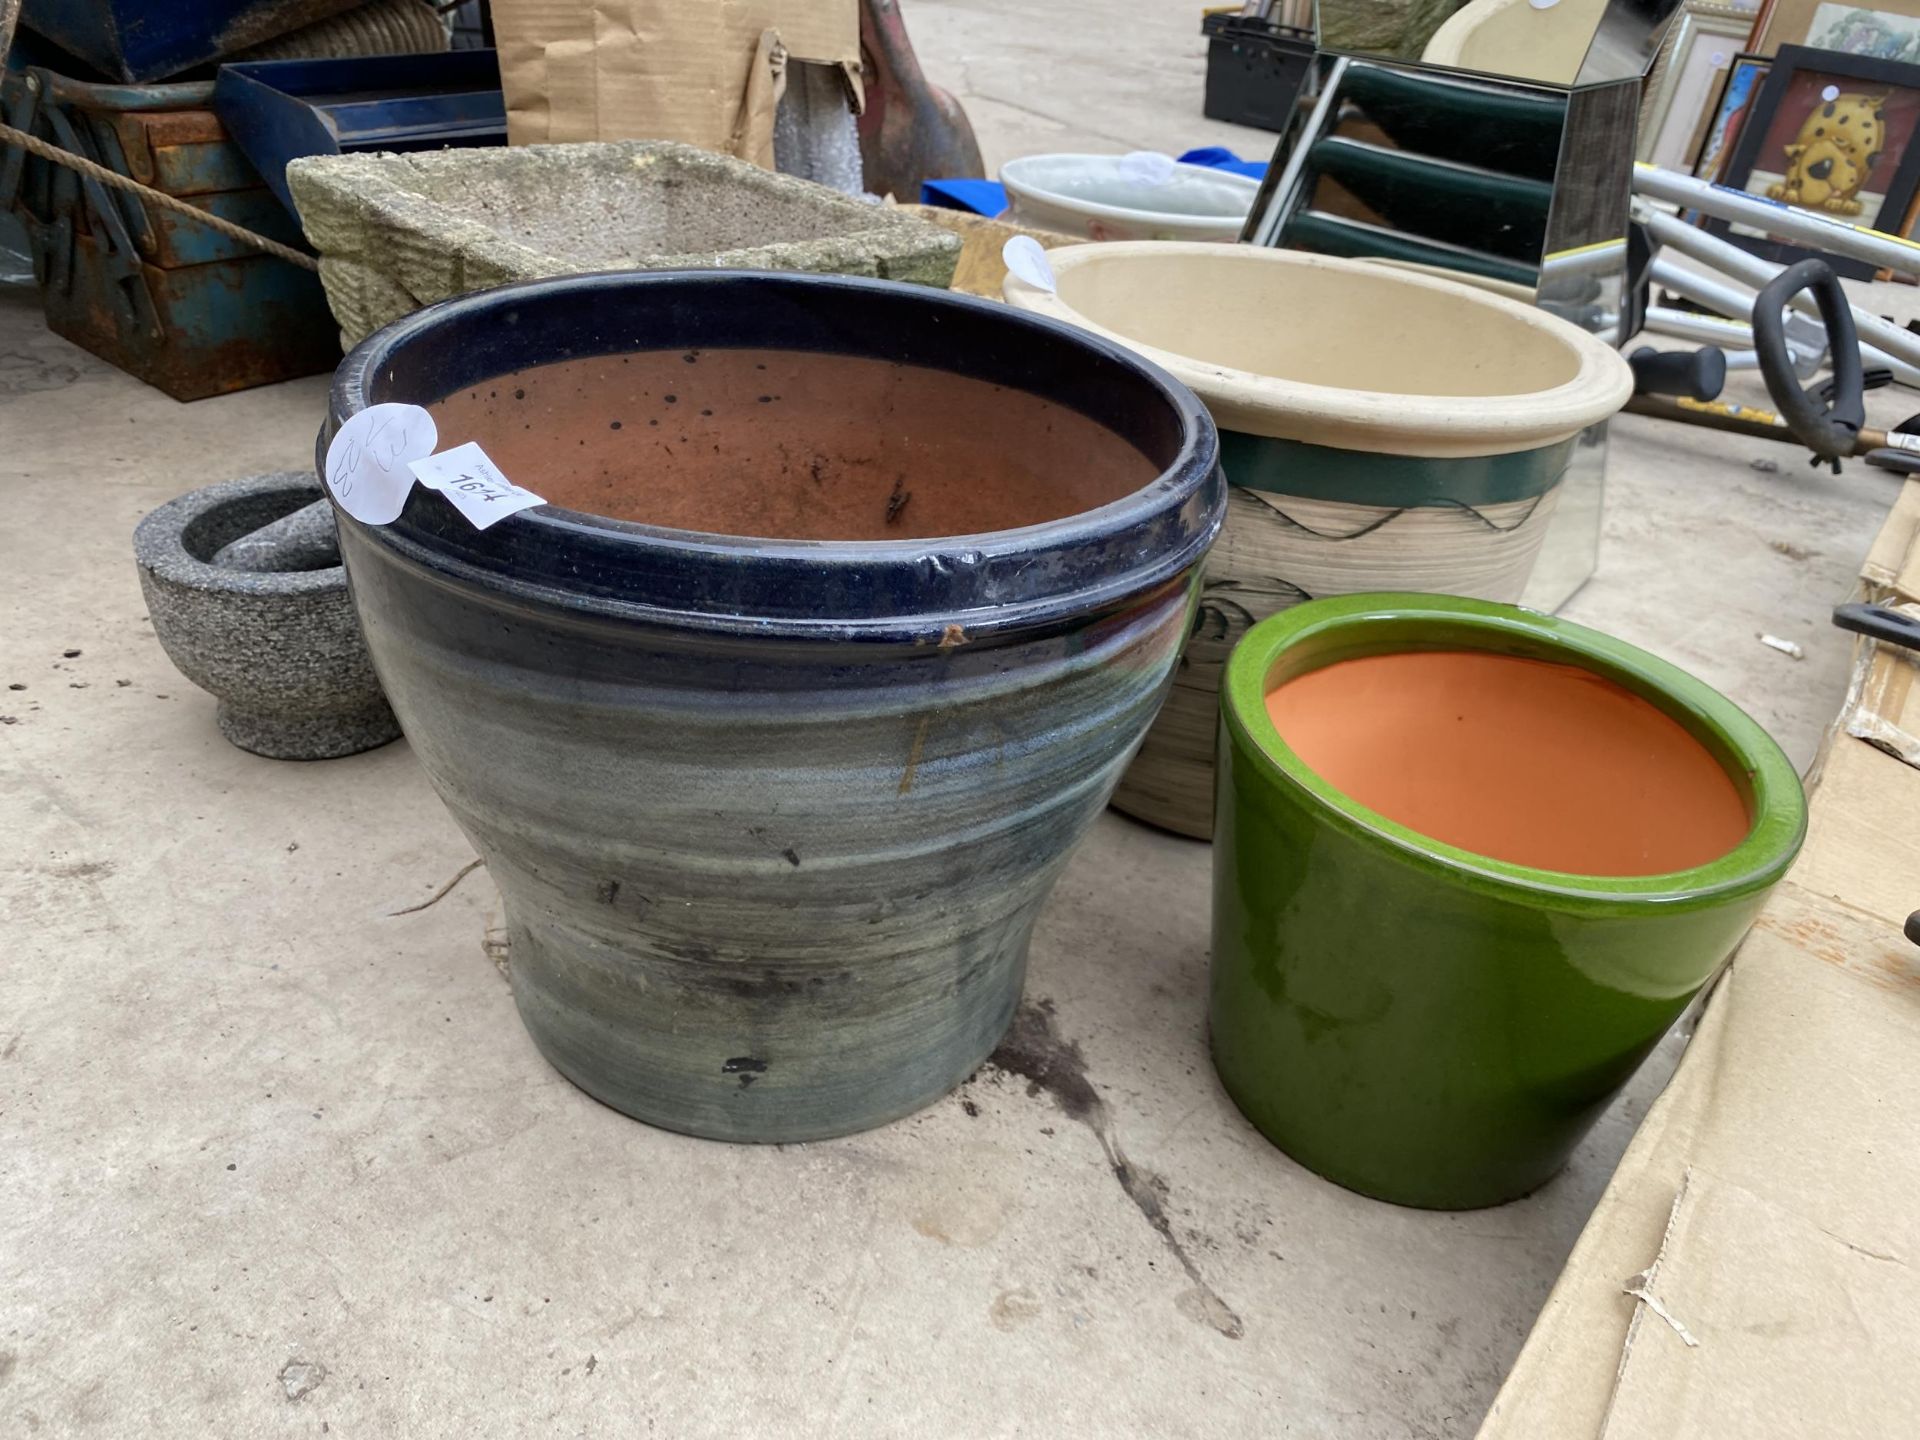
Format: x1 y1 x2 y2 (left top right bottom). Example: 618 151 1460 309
214 50 505 217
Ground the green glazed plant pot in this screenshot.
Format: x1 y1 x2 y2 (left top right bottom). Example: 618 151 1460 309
1210 594 1807 1209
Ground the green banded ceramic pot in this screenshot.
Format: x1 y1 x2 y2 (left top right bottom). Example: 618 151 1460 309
1006 243 1633 838
1211 594 1806 1210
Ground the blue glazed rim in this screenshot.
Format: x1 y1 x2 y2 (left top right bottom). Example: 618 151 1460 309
324 269 1225 644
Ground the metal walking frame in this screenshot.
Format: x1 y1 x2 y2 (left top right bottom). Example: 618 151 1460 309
1634 164 1920 392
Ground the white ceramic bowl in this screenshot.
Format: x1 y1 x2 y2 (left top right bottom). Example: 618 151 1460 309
999 154 1260 243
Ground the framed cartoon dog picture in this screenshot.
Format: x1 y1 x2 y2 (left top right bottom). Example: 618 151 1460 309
1707 43 1920 276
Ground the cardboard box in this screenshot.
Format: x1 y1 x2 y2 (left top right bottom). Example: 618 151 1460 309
1477 480 1920 1440
489 0 858 166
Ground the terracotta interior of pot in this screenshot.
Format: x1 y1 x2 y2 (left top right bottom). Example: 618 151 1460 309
1054 251 1580 397
1263 649 1753 876
424 348 1159 541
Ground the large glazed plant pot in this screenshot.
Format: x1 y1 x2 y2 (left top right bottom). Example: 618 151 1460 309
1007 242 1633 838
324 271 1224 1142
1211 594 1806 1209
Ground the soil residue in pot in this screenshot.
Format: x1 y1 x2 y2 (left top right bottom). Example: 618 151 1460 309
426 349 1156 541
1264 650 1752 876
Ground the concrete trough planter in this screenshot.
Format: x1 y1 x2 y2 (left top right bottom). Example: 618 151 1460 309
324 269 1224 1142
1007 242 1633 838
287 141 965 347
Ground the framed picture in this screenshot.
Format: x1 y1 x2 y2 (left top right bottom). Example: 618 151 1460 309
1693 53 1773 180
1640 5 1760 169
1807 4 1920 58
1707 43 1920 275
1751 0 1920 53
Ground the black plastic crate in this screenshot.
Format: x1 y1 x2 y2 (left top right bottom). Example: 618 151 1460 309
1202 12 1314 133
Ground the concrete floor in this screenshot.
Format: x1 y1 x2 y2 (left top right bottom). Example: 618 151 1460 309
905 0 1274 171
2 8 1912 1435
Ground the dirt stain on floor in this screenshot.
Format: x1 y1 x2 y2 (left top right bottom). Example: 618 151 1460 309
987 999 1244 1340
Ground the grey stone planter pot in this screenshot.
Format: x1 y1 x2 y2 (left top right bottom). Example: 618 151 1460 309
288 140 964 347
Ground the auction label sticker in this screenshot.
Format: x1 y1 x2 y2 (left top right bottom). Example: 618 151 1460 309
323 403 545 531
408 441 546 530
324 403 438 525
1002 235 1057 292
1118 151 1178 187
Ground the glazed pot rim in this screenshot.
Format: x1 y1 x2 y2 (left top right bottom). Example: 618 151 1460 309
999 154 1261 227
325 269 1225 643
1004 243 1634 459
1221 593 1808 907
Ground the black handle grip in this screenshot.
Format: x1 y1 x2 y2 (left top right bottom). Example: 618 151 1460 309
1629 345 1727 402
1752 259 1864 460
1832 602 1920 653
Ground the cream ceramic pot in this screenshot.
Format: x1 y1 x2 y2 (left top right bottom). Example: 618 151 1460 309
999 154 1260 243
1006 242 1633 838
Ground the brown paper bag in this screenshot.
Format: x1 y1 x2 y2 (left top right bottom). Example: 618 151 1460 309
491 0 859 166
